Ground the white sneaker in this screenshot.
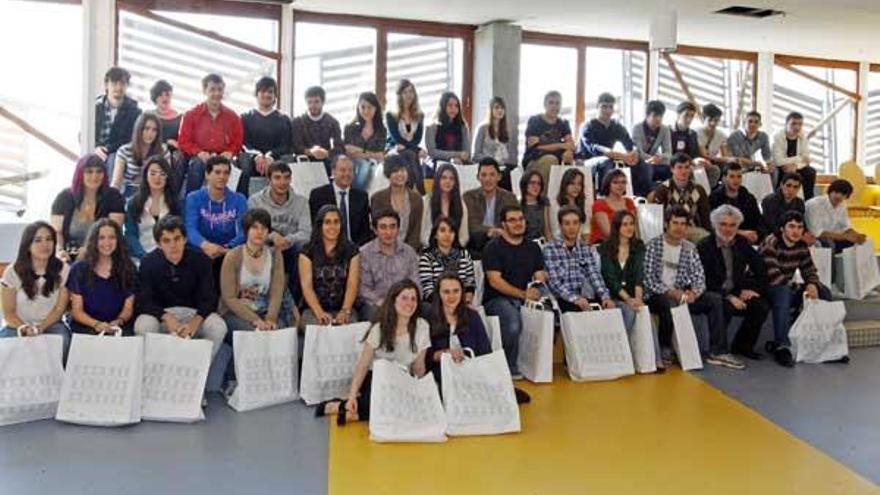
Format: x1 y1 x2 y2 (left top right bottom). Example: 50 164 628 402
706 353 746 370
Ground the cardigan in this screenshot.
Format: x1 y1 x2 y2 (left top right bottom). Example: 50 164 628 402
598 241 645 300
218 245 286 324
369 187 424 252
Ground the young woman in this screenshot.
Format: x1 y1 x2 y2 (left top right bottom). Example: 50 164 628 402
426 273 491 381
553 167 589 240
370 155 423 252
0 222 71 357
51 154 126 262
519 169 553 241
298 205 360 327
220 208 295 331
344 92 387 191
473 97 517 190
112 112 170 198
598 210 662 371
124 155 180 260
420 163 469 248
425 91 471 164
316 279 429 424
385 79 427 193
151 80 181 150
66 219 136 335
591 169 636 244
419 216 477 304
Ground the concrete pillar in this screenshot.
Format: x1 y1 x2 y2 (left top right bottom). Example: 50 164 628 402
80 0 115 154
279 5 296 117
473 22 521 152
756 52 774 133
856 61 869 167
648 50 660 100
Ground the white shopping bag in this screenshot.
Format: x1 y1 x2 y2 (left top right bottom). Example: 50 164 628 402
517 302 555 383
369 359 447 443
291 156 330 199
510 166 523 198
56 331 143 426
228 165 243 192
616 163 635 197
454 164 481 195
441 350 520 436
790 299 849 363
548 164 595 235
693 167 711 194
670 303 703 371
141 333 212 423
475 306 503 352
841 240 880 300
630 306 657 374
299 322 370 405
368 162 389 196
743 172 774 204
560 306 635 381
0 332 64 426
227 327 299 412
636 198 664 242
473 260 484 306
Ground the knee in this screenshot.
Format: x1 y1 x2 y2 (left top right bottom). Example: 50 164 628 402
134 314 160 335
204 313 228 341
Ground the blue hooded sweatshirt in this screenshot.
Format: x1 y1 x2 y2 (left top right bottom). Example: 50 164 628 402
184 187 247 248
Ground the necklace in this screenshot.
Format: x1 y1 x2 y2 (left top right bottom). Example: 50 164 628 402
244 244 264 258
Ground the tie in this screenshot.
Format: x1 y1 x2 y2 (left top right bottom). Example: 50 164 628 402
339 190 350 241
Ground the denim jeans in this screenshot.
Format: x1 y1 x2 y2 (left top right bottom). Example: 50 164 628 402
767 284 831 348
648 291 727 355
0 322 71 363
185 156 207 194
484 296 524 374
352 158 375 191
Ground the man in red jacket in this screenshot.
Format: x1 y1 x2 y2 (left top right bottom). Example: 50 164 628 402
178 73 243 194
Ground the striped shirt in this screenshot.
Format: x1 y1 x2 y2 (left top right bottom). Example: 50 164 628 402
116 143 171 185
418 247 476 301
759 234 818 287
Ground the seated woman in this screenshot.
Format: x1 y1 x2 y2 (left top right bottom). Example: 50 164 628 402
473 97 517 190
298 205 360 327
124 155 180 260
51 154 126 263
425 273 491 381
370 154 423 252
419 216 476 305
553 167 589 241
0 221 71 358
425 91 471 165
66 219 136 335
591 169 636 244
344 91 387 191
111 112 170 199
420 163 469 248
220 208 295 331
520 169 552 242
150 80 185 193
386 79 427 193
316 279 429 424
597 210 663 371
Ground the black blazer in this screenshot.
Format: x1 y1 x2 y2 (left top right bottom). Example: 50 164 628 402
94 95 141 153
697 233 767 296
308 184 372 246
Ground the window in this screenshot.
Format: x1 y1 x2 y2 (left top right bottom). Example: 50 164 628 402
518 44 578 159
294 23 376 125
584 47 647 128
772 58 857 174
864 69 880 172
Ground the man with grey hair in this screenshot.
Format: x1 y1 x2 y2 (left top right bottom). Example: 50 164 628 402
697 204 770 361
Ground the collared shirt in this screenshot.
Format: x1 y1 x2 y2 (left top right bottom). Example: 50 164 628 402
805 195 850 238
483 191 497 227
542 238 610 303
178 102 244 156
358 239 419 305
727 129 771 164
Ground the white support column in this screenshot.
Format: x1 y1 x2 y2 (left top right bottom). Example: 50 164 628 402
279 4 295 117
857 61 869 167
648 50 660 100
80 0 116 154
756 52 774 133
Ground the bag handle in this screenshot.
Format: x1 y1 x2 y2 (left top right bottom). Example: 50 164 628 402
98 326 123 337
294 155 310 164
15 324 30 337
462 347 475 360
524 300 544 311
589 302 603 311
634 197 648 205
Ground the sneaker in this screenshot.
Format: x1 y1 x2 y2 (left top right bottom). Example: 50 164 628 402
511 373 524 381
201 396 208 408
706 353 746 370
773 347 795 368
514 387 531 404
660 347 676 365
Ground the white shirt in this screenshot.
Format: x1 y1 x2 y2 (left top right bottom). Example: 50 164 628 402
697 126 728 158
771 130 811 170
1 263 70 324
805 195 850 238
661 240 682 290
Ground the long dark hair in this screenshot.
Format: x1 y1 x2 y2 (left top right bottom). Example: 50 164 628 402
309 204 347 262
13 221 64 300
364 279 421 353
557 168 586 211
520 169 548 207
71 154 109 207
485 96 509 143
80 218 135 291
352 91 385 132
600 209 644 258
428 273 470 339
427 215 462 251
395 79 422 120
600 168 628 197
130 112 165 163
127 155 178 224
435 91 465 128
430 164 463 227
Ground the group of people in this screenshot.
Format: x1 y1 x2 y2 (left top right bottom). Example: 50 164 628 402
1 66 866 425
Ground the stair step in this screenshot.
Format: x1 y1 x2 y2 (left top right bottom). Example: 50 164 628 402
844 320 880 347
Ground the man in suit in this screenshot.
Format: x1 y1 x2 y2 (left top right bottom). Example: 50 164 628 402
462 157 518 257
309 154 371 246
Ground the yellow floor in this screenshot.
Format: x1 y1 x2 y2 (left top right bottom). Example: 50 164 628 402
328 368 879 495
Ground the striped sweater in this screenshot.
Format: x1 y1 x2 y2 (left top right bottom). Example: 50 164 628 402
759 234 818 287
418 247 476 301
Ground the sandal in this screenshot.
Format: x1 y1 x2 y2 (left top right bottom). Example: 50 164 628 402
314 398 342 418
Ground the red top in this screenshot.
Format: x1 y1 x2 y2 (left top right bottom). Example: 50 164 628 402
178 102 243 156
590 197 636 244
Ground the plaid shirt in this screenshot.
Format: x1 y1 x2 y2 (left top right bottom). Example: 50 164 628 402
97 96 114 147
542 237 610 304
644 235 706 297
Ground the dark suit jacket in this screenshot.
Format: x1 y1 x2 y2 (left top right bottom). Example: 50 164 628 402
94 95 141 153
308 184 372 246
370 187 423 252
697 233 767 296
462 187 518 239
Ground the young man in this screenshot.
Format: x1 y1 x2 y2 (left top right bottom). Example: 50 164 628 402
697 103 733 168
708 163 765 244
240 76 292 196
631 100 673 190
178 74 244 193
671 101 720 187
697 205 770 360
649 152 712 242
308 155 371 246
357 210 419 322
760 211 833 367
576 92 641 191
644 205 743 369
762 173 809 239
291 86 344 177
726 110 773 173
805 179 867 252
247 161 312 297
772 111 815 200
94 67 141 177
134 215 227 358
522 90 575 184
483 205 546 377
462 157 518 256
